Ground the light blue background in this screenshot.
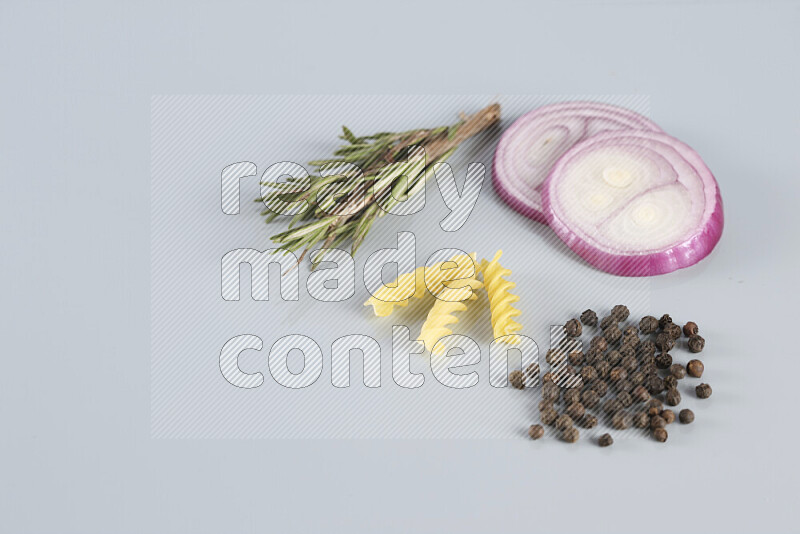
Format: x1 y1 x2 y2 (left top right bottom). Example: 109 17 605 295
2 1 798 533
149 94 653 440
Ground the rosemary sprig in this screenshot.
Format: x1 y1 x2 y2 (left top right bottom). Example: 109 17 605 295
257 103 500 268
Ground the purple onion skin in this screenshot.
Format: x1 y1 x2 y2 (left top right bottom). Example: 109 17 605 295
541 131 724 277
506 101 662 130
545 188 724 276
492 101 662 225
492 153 550 224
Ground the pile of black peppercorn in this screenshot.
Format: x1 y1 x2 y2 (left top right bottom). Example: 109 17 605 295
523 306 712 446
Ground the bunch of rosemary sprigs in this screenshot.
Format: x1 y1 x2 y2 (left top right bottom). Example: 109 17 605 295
257 103 500 267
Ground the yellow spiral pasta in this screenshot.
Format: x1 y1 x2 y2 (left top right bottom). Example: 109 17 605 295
364 253 478 317
480 250 522 344
418 277 483 356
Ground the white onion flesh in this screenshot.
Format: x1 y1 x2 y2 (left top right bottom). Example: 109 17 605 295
542 130 724 276
493 102 662 223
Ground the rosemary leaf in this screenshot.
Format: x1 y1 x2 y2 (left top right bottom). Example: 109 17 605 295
341 126 358 144
258 103 501 263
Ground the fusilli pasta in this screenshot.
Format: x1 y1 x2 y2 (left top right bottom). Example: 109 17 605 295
364 253 478 317
418 277 483 356
480 250 522 343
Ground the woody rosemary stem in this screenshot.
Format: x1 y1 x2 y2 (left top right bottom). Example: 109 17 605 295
257 103 501 268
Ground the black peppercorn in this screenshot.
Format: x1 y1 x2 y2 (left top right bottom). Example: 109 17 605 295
641 362 657 376
696 383 712 399
687 359 704 378
688 335 705 353
646 375 665 395
639 316 659 334
528 424 544 440
660 409 676 424
646 398 663 416
616 379 633 393
563 388 581 405
541 407 558 425
568 351 584 366
509 370 525 389
554 365 576 383
561 371 582 388
670 364 687 379
553 365 582 389
604 325 623 344
617 391 633 408
658 314 673 330
623 325 638 337
564 318 582 337
606 349 622 366
581 309 598 326
650 415 667 429
584 347 603 364
596 360 611 379
619 345 635 360
598 433 614 447
683 321 698 337
632 385 651 403
542 382 560 402
664 375 678 390
580 414 598 429
665 388 682 406
590 336 608 352
633 412 650 428
611 304 630 322
603 398 623 415
664 323 682 340
555 414 574 431
609 366 628 382
611 411 631 430
542 372 553 383
546 348 567 365
566 402 586 420
639 340 657 358
655 333 675 352
559 336 581 353
679 409 695 424
525 363 540 380
655 352 673 370
600 315 618 330
620 335 640 349
538 399 553 412
562 427 580 443
653 427 668 442
621 355 638 373
630 371 645 387
593 381 609 397
581 389 600 409
581 365 598 383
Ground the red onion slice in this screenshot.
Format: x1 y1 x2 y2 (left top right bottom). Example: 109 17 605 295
493 102 662 223
542 130 724 276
